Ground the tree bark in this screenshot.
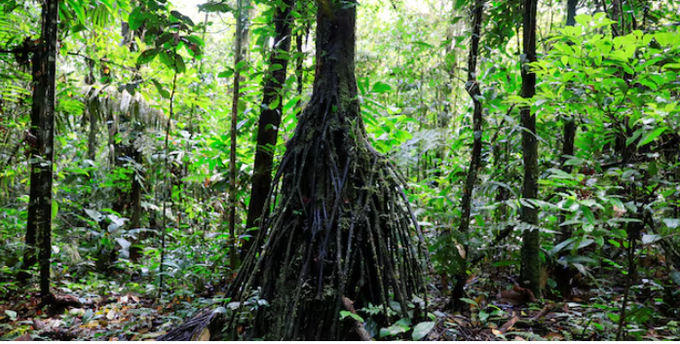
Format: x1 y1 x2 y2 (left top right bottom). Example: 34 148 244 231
452 0 484 310
228 0 251 269
519 0 541 297
223 0 425 339
242 0 294 258
25 0 58 301
555 0 577 299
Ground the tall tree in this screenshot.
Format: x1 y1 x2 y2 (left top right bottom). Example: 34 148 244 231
242 0 295 258
226 0 424 339
554 0 577 299
519 0 541 296
228 0 251 268
452 0 484 309
23 0 58 301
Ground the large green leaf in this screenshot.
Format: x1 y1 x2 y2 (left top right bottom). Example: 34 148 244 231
637 127 666 148
137 48 159 65
412 321 435 341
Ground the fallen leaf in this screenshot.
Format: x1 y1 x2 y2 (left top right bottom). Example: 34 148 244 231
514 336 526 341
546 333 564 340
13 334 31 341
498 313 519 333
193 328 210 341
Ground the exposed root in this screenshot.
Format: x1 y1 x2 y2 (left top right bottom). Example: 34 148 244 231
156 308 220 341
224 88 427 339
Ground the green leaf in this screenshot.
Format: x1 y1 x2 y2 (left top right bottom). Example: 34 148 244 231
372 81 392 94
171 10 194 26
198 2 233 13
412 321 435 341
184 35 205 47
662 218 680 229
268 97 280 110
137 49 159 65
581 205 595 224
52 199 58 220
459 298 478 306
128 6 146 31
174 53 186 73
671 271 680 286
151 79 171 99
339 310 364 322
637 127 666 148
218 69 234 78
379 318 411 338
641 234 661 245
4 310 17 321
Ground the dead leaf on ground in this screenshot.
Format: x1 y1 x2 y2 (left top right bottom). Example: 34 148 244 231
193 328 210 341
498 312 519 333
13 334 31 341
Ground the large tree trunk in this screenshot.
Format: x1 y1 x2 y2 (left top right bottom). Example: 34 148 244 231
242 0 294 259
23 0 58 301
519 0 541 296
452 0 484 310
224 0 425 340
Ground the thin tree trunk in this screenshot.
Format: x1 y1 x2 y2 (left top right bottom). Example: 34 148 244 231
242 0 294 258
555 0 577 299
519 0 541 297
228 0 251 268
19 22 46 282
451 0 484 310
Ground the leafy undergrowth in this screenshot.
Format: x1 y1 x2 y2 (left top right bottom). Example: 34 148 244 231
0 279 224 341
1 264 679 341
424 268 680 341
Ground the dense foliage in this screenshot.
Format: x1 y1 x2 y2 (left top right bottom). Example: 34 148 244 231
0 0 679 340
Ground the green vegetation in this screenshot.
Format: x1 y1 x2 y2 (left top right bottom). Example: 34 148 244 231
0 0 679 340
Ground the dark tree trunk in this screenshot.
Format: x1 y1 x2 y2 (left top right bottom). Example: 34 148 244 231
242 0 294 259
224 0 425 340
519 0 541 297
20 29 46 281
555 0 577 300
452 0 484 310
24 0 58 301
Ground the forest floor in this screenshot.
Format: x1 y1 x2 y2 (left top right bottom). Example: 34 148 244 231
1 265 679 340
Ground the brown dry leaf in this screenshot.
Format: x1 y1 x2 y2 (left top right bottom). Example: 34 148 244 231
474 295 485 307
106 307 118 320
32 319 46 330
498 313 519 333
546 333 564 340
491 329 502 336
456 243 466 259
192 328 210 341
498 286 535 306
513 336 526 341
13 334 31 341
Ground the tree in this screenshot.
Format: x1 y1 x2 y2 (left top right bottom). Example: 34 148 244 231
23 0 59 301
451 0 485 309
230 0 425 339
242 0 295 259
554 0 577 299
228 0 251 268
160 0 426 340
519 0 541 296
